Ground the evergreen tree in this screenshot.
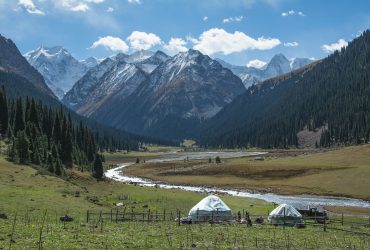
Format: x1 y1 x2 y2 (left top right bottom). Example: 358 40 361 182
0 86 8 134
16 131 29 164
93 153 103 179
13 98 25 134
47 153 54 173
55 159 62 176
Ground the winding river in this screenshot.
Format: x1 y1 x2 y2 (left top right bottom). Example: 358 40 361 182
105 151 370 209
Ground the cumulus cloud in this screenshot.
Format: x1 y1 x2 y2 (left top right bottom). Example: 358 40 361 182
223 15 244 23
246 59 267 69
106 7 114 12
127 31 162 50
163 38 188 55
321 39 348 53
18 0 45 15
284 41 299 47
203 16 208 21
128 0 142 4
90 36 129 52
281 10 305 17
191 28 281 55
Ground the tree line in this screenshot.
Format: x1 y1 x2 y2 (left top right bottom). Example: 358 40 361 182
0 86 105 178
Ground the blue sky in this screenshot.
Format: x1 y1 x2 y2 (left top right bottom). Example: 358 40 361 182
0 0 369 67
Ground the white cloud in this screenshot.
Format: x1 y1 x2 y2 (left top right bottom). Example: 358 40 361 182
57 0 89 12
56 0 105 12
18 0 45 15
186 35 199 44
85 0 105 3
281 10 305 17
127 31 162 50
71 3 89 12
321 39 348 53
128 0 142 4
106 7 114 12
223 15 244 23
163 38 188 55
284 41 299 47
191 28 281 55
203 16 208 21
246 59 267 69
90 36 129 52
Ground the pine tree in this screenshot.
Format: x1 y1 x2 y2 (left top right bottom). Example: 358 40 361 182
13 98 25 134
47 153 54 173
93 153 103 179
0 86 8 135
55 160 62 176
16 131 29 164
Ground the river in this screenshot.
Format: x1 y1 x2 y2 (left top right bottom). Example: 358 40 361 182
105 151 370 209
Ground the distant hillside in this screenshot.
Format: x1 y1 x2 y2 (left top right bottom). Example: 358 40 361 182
201 30 370 148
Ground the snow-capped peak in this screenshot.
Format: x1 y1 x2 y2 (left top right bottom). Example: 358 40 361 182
24 46 97 99
125 50 155 63
80 57 102 68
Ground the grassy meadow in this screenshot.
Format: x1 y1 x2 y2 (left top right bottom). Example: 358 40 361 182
124 145 370 202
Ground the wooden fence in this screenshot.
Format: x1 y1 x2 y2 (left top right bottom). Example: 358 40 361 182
86 208 179 223
86 208 370 235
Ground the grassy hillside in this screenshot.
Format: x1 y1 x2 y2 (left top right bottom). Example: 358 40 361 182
124 145 370 201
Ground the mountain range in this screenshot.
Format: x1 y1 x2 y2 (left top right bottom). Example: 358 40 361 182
216 54 314 88
21 43 315 141
63 49 245 139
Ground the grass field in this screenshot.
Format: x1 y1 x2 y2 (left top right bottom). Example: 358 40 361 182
123 145 370 202
1 147 370 249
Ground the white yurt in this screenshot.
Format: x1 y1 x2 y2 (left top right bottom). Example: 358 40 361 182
188 195 232 222
268 204 303 225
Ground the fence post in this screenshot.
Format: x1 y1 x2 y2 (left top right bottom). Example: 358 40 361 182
178 210 181 226
341 213 344 226
283 207 286 229
116 210 118 223
148 209 151 224
255 237 258 247
123 207 126 221
110 209 113 222
86 210 89 223
324 216 326 232
163 209 166 221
